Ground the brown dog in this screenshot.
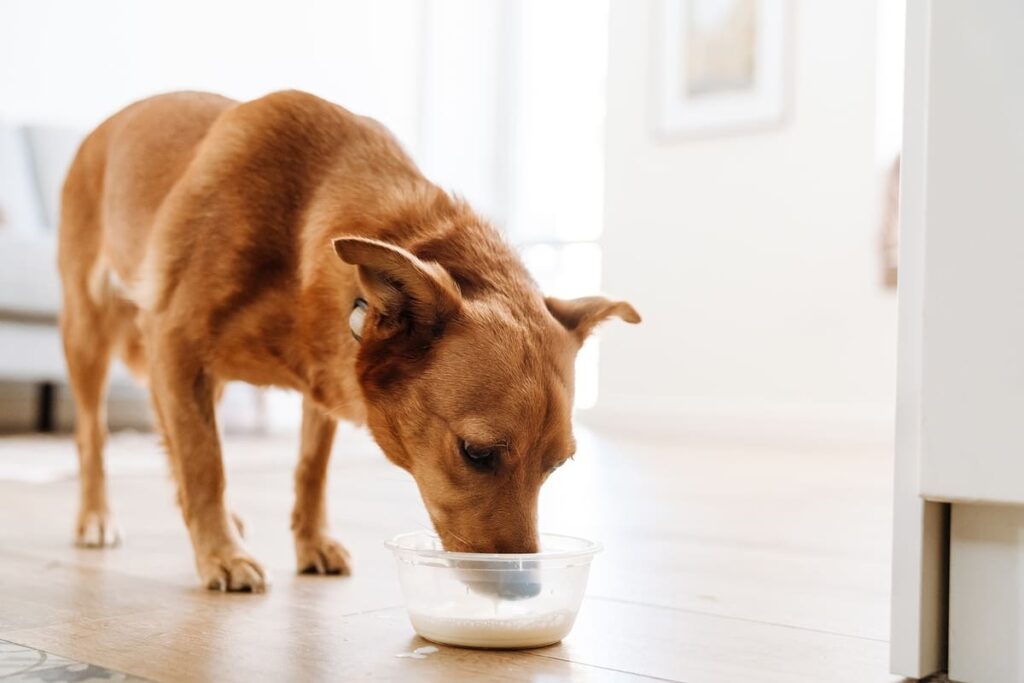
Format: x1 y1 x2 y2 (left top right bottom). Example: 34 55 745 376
58 90 639 591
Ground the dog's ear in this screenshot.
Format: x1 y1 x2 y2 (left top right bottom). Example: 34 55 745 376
545 296 641 343
333 236 461 332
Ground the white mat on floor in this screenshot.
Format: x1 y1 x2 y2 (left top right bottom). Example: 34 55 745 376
0 425 382 484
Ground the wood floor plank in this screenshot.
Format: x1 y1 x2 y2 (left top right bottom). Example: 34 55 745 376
0 427 898 682
545 597 900 683
540 428 895 640
2 600 658 682
0 553 895 683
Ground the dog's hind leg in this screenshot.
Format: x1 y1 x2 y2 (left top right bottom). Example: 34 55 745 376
61 287 120 547
58 123 128 548
292 397 350 575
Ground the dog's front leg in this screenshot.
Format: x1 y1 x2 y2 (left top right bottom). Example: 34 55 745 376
291 397 351 575
150 336 266 592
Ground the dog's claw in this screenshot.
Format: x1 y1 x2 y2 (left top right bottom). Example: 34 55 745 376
295 535 351 576
230 511 246 539
198 551 267 592
75 510 122 548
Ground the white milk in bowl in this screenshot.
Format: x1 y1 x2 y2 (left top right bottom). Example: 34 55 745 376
410 604 578 649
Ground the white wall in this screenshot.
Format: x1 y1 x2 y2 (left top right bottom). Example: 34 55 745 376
0 1 423 146
595 0 896 430
1 0 895 431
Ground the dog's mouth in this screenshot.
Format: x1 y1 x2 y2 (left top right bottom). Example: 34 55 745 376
435 529 476 554
420 506 468 552
433 522 541 555
434 529 545 600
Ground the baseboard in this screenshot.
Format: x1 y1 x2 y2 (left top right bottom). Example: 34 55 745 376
577 395 895 446
0 382 38 432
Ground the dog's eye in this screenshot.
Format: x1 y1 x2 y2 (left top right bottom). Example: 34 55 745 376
459 440 500 473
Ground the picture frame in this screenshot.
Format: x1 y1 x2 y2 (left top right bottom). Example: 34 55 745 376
655 0 791 139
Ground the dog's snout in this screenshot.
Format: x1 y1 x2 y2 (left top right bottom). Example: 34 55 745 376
458 560 543 601
492 539 539 554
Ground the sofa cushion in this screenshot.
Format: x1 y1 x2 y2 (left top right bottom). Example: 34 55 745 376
0 124 45 233
26 126 85 229
0 232 60 317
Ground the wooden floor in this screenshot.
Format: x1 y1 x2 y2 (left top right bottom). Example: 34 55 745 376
0 422 904 682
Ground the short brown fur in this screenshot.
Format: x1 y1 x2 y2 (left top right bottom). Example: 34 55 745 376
58 91 639 591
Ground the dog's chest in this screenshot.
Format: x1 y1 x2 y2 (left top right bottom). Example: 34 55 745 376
209 304 363 419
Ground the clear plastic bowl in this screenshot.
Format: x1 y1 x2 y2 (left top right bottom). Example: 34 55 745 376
385 531 601 649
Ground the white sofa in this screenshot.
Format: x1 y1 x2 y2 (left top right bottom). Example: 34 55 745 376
0 124 76 383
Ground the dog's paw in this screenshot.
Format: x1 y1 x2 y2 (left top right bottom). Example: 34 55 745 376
75 509 122 548
198 548 268 592
295 534 352 576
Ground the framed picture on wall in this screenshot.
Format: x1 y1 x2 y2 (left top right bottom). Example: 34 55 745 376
656 0 790 138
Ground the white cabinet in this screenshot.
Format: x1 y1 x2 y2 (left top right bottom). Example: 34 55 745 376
948 505 1024 683
893 1 1024 680
913 0 1024 504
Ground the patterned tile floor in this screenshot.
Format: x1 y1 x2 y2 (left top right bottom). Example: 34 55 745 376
0 639 148 682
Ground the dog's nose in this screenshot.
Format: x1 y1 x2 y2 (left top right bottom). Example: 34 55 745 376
493 565 542 600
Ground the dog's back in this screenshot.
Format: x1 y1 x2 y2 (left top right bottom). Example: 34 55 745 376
59 92 235 297
58 90 413 384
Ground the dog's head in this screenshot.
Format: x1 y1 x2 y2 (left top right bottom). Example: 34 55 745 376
334 235 639 553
